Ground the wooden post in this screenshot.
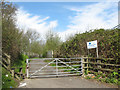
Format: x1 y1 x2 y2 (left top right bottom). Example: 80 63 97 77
88 49 89 57
6 54 11 69
81 57 85 75
96 47 99 58
15 74 21 80
11 68 15 77
19 67 23 74
19 67 23 78
97 59 101 72
86 58 89 74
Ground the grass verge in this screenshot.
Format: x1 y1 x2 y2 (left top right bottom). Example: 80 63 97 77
2 67 19 88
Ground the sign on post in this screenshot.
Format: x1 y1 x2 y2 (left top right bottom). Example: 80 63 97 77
87 40 98 57
87 40 97 49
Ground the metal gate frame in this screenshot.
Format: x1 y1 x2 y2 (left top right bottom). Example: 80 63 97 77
26 58 83 78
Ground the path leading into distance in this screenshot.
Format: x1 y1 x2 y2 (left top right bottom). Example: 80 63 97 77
19 76 117 88
19 59 118 88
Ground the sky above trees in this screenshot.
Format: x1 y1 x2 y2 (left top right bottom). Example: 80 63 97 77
13 1 118 41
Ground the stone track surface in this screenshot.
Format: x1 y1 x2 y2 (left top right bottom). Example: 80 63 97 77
19 76 118 88
21 59 118 88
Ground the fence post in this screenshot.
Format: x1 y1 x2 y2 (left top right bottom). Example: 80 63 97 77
81 58 83 75
19 67 23 78
26 59 29 78
97 58 101 72
81 57 85 75
11 68 15 77
86 58 89 74
7 55 11 69
20 67 23 74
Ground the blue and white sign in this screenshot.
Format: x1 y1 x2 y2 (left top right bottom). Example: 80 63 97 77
87 40 97 49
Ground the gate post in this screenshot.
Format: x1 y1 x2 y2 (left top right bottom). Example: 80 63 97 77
26 59 29 78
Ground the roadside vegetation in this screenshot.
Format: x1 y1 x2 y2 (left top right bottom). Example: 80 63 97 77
2 67 18 88
1 1 61 88
54 29 119 85
11 54 28 74
54 29 119 60
85 71 118 84
1 0 119 88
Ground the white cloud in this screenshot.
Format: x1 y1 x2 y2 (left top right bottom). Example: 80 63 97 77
15 2 118 42
49 20 58 29
15 8 58 41
59 2 118 41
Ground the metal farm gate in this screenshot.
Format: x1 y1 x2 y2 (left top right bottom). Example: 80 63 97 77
26 58 83 78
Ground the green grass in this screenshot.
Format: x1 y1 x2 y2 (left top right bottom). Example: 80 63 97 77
2 67 19 88
12 54 29 74
44 60 81 74
44 60 51 63
2 54 29 88
30 57 41 59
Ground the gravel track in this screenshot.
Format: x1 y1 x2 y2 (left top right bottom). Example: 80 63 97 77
20 59 118 88
29 59 56 77
19 76 118 88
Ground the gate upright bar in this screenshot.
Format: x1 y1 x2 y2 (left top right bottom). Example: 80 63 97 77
26 59 29 78
56 59 58 76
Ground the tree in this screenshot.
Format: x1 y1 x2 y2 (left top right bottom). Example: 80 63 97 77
23 29 41 54
45 30 61 51
30 40 43 54
54 29 119 59
25 29 40 42
2 1 23 65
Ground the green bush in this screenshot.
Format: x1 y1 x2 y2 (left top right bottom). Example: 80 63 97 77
2 68 18 88
101 74 106 78
85 70 88 75
88 71 92 74
105 78 111 83
113 72 118 78
85 76 91 79
12 54 28 74
111 78 118 84
98 71 103 75
55 29 119 60
92 72 118 84
100 78 105 82
94 75 101 79
42 52 47 58
104 77 118 84
118 78 120 85
94 72 98 76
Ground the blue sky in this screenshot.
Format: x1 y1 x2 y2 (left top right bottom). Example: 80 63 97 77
14 2 118 41
15 2 97 32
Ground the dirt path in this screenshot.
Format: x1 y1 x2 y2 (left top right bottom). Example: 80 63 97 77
19 76 118 88
21 59 118 88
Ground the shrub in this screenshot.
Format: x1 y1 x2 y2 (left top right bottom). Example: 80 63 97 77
105 78 111 83
85 76 91 79
102 74 106 78
85 70 88 75
12 54 28 74
2 68 18 88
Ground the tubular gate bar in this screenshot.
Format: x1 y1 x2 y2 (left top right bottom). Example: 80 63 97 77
26 58 83 78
